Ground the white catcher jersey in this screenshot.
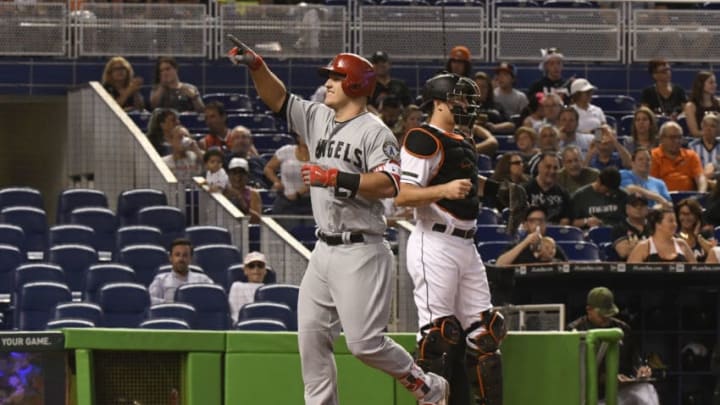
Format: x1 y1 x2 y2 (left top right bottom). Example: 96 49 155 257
285 94 400 235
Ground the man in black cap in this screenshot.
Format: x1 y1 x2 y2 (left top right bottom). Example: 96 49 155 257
611 193 650 261
368 50 412 109
493 62 528 117
568 287 660 405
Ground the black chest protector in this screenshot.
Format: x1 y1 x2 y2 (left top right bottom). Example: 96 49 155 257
424 125 479 220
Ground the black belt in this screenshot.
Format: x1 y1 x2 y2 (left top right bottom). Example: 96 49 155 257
316 231 365 246
431 224 475 239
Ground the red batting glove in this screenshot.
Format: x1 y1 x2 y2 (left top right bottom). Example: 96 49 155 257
301 164 338 188
226 35 264 71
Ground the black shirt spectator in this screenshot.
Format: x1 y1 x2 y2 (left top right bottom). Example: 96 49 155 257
368 51 411 108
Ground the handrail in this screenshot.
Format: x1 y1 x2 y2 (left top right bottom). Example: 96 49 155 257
585 327 624 405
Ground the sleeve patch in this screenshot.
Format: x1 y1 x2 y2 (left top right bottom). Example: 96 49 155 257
404 129 440 157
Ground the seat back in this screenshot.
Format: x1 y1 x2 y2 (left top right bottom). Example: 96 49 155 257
85 263 137 302
15 263 65 293
70 207 118 256
139 318 191 330
237 302 295 331
117 189 168 226
235 319 287 331
136 206 186 249
46 319 95 329
227 264 277 287
148 303 197 327
0 187 43 211
116 226 163 253
202 93 253 112
474 225 513 243
557 241 601 261
49 225 95 249
53 302 103 325
254 284 300 312
48 244 98 293
57 189 108 224
1 206 48 259
119 245 168 287
587 226 613 246
545 225 585 242
175 284 231 330
98 282 151 327
18 282 72 331
0 224 25 252
478 207 501 225
0 245 23 295
186 226 232 247
193 244 243 289
476 241 510 263
251 133 295 154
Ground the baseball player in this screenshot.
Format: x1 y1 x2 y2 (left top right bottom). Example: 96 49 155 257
395 72 506 405
227 36 449 405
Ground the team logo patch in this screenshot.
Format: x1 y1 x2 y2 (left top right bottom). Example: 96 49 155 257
383 141 400 160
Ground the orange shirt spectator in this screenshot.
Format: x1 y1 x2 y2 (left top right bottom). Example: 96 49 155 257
650 122 704 191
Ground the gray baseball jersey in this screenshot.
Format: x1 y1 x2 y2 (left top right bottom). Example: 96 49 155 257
285 94 400 235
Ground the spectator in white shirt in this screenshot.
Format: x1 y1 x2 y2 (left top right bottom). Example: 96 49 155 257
148 238 214 304
203 149 228 193
570 78 607 134
228 251 269 323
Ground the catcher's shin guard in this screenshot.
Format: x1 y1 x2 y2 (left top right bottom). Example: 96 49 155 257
416 315 464 380
465 310 507 405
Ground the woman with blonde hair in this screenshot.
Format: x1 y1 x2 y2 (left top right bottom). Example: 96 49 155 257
101 56 145 111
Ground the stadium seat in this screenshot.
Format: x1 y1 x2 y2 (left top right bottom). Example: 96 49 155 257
53 302 103 325
496 135 517 152
174 284 231 330
477 154 493 171
98 282 151 328
226 114 277 133
139 318 191 330
237 302 296 331
600 242 621 262
545 225 584 242
202 93 253 112
0 187 43 211
474 225 513 243
17 282 72 331
670 191 707 207
248 223 261 252
227 264 277 287
254 284 300 312
48 244 98 294
591 95 636 120
116 226 163 253
1 206 48 260
85 263 137 303
14 263 65 293
118 245 168 287
155 264 205 276
542 0 595 7
147 303 197 328
49 224 95 249
117 189 168 226
257 189 277 209
178 112 206 132
619 114 634 137
677 116 689 136
251 133 295 154
193 244 243 289
0 244 23 296
46 319 95 329
289 224 318 250
0 224 25 252
557 241 600 261
605 115 617 130
126 110 153 132
69 207 118 258
56 188 108 224
235 319 288 331
587 226 613 246
476 241 510 263
478 207 501 225
136 206 186 249
496 0 539 6
185 225 232 247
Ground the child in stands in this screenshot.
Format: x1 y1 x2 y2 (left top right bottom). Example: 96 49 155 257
204 148 228 193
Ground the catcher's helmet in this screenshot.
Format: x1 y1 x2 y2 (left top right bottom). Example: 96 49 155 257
318 53 376 98
421 72 481 126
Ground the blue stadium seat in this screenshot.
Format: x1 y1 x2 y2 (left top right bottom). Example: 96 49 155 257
257 189 277 210
186 226 232 247
591 95 636 119
0 224 25 252
496 0 539 6
251 133 295 154
49 225 95 249
202 93 253 112
496 135 517 152
587 226 613 246
677 116 689 136
140 318 191 330
477 154 493 171
178 112 206 132
670 191 707 207
85 263 137 303
53 302 103 325
119 245 168 287
0 187 43 211
600 242 621 262
117 189 168 226
193 244 242 289
155 264 205 276
69 207 118 258
237 302 296 331
48 244 98 294
126 110 153 132
289 224 318 250
1 206 48 260
18 282 72 331
254 284 300 312
227 264 277 287
116 226 163 253
98 282 151 328
0 244 23 296
235 319 287 331
147 303 197 328
474 225 513 243
56 189 108 224
14 263 65 292
46 319 95 329
545 225 584 242
226 114 277 133
605 115 617 131
557 241 600 261
248 223 261 252
542 0 595 7
136 206 186 249
175 284 231 330
478 207 501 225
476 241 510 263
619 114 634 136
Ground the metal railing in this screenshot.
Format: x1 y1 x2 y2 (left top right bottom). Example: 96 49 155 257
7 0 720 63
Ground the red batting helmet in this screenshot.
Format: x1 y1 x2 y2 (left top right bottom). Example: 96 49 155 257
318 53 376 98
